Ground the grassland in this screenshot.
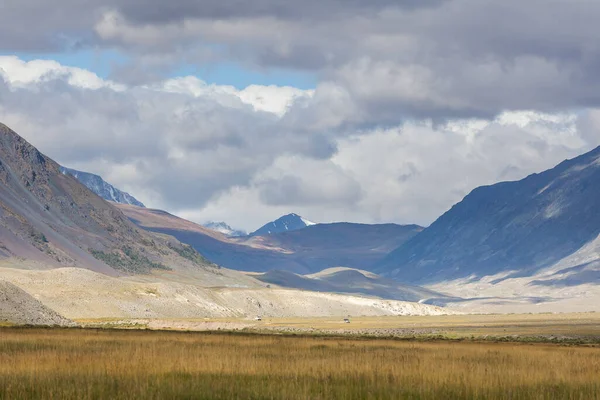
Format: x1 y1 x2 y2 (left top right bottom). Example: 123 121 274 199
1 327 599 399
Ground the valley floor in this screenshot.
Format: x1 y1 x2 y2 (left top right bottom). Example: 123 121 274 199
1 327 599 400
78 312 600 342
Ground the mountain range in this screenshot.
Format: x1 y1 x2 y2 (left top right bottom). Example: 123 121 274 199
2 119 600 318
116 203 423 274
66 140 600 302
0 122 446 324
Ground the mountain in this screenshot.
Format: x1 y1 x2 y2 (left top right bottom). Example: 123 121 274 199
0 122 213 276
116 204 422 274
250 213 315 236
376 145 600 284
0 122 452 321
203 221 247 237
245 222 424 272
59 166 145 207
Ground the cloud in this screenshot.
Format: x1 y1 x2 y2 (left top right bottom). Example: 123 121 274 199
1 57 598 232
0 57 327 212
255 157 363 207
157 76 314 116
0 56 122 90
90 1 600 120
4 1 600 121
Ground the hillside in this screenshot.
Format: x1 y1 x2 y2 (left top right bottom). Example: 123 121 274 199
377 145 600 284
0 123 216 276
116 204 422 274
0 266 452 320
253 267 449 303
0 280 74 326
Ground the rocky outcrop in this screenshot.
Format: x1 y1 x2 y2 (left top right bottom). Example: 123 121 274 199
0 280 75 326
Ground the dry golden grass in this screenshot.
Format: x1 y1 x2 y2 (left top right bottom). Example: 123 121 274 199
1 328 599 399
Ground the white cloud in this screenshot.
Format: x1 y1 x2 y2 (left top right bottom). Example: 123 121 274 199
0 56 598 232
0 56 124 90
157 76 314 116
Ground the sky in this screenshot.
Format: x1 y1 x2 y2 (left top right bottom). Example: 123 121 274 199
1 0 600 232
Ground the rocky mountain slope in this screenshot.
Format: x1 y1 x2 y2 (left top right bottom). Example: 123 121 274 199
250 213 315 236
0 280 74 326
60 166 145 207
116 204 422 274
0 122 216 276
377 145 600 284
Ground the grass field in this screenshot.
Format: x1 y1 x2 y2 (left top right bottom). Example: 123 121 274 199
1 327 599 399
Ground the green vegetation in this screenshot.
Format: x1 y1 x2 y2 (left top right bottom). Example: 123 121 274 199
90 247 171 274
29 229 48 244
0 328 599 399
168 243 210 266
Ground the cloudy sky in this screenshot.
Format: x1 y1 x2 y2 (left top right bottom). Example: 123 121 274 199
1 0 600 232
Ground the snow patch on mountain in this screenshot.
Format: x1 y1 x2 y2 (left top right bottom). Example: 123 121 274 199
301 217 316 226
59 166 145 207
250 213 317 236
203 222 247 237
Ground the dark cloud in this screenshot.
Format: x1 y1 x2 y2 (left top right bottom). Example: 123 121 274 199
109 0 444 24
3 0 600 120
3 1 600 229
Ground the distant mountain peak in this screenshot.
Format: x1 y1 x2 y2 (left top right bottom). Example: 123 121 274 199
59 166 145 207
203 221 247 237
250 213 316 236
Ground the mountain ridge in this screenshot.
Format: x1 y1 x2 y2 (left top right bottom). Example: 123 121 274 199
376 144 600 284
60 166 145 207
116 203 422 274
